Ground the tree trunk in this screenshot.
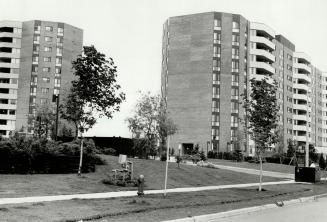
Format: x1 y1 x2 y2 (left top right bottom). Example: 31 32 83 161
77 133 84 176
74 122 78 140
259 154 263 191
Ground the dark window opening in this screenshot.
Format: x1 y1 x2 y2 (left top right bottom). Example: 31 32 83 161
0 27 14 33
0 109 7 115
0 88 9 94
0 37 13 43
0 99 8 104
0 47 12 53
0 58 11 63
0 68 10 73
0 120 7 125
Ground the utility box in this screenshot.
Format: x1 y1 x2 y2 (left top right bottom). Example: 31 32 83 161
295 166 321 183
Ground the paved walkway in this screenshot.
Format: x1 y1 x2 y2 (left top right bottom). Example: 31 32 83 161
205 162 294 179
0 180 297 205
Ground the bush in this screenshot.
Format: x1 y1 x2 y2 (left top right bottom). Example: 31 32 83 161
160 153 167 161
200 151 207 161
102 147 117 155
0 133 104 174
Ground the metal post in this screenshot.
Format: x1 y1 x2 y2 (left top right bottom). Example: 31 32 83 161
164 135 170 196
55 94 60 141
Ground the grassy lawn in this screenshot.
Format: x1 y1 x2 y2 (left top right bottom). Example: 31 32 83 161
0 155 281 198
208 158 327 177
1 182 327 222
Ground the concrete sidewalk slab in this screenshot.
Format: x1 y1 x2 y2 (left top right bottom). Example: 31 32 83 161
162 193 327 222
0 180 297 205
205 162 294 179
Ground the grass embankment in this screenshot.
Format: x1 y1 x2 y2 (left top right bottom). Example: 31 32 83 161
0 155 281 198
1 182 327 222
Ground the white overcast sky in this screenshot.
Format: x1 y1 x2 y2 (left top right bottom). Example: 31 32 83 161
1 0 327 138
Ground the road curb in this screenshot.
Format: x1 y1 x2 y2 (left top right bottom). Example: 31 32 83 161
162 192 327 222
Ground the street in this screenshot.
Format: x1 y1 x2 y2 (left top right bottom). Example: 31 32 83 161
218 197 327 222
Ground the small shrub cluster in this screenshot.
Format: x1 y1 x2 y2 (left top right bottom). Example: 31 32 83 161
207 151 243 161
0 133 105 174
181 154 201 164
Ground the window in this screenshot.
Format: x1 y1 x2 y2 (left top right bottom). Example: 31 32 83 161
213 46 221 55
0 109 7 115
32 65 38 73
9 110 15 115
33 35 40 43
287 54 292 61
44 46 52 52
287 118 292 124
55 67 61 74
232 21 240 30
11 58 20 64
31 76 37 84
214 19 221 27
287 75 292 81
33 45 40 52
54 78 61 87
56 57 62 64
43 57 51 62
287 85 292 92
213 60 220 70
231 116 238 123
213 32 221 42
287 107 292 113
287 129 292 135
232 35 239 45
232 74 239 83
212 100 219 109
231 101 239 110
11 79 18 84
212 114 219 122
42 67 50 72
231 88 239 96
232 48 239 58
10 99 16 105
34 26 41 32
41 88 49 94
0 120 7 125
213 86 220 95
57 27 64 35
287 64 292 71
57 37 63 46
12 48 20 54
287 96 292 103
56 47 63 55
45 26 53 31
213 73 220 82
29 96 36 104
42 77 50 83
232 61 239 72
44 36 52 42
30 87 36 95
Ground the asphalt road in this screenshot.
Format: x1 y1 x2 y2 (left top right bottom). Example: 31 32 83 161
218 197 327 222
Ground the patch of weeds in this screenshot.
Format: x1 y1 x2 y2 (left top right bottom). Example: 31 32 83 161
127 199 137 204
141 200 151 205
0 207 9 212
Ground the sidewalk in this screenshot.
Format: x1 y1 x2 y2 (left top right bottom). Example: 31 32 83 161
204 162 294 179
0 180 298 205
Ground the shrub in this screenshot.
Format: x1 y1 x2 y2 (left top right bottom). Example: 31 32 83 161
102 147 117 155
232 149 243 162
199 151 207 161
160 153 167 161
319 153 326 170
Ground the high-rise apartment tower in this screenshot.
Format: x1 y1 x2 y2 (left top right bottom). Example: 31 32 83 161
161 12 325 155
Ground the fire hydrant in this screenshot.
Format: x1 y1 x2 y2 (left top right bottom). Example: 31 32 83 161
137 174 145 196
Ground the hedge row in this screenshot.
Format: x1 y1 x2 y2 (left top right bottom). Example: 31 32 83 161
0 134 104 174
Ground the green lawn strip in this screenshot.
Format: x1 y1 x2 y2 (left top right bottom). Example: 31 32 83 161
1 183 326 222
0 155 282 198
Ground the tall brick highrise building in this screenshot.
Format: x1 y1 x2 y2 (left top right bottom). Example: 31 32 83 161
161 12 326 155
0 20 83 136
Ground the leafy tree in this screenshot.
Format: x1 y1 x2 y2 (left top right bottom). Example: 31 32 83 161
32 103 56 139
287 139 297 157
60 45 125 175
126 92 177 158
243 77 279 191
309 144 318 163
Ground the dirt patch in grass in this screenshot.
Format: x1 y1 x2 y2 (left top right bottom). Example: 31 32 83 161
1 182 327 222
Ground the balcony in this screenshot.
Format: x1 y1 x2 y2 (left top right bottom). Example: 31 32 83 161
212 121 219 126
294 52 311 64
213 40 221 44
293 125 310 132
212 94 220 99
212 80 220 85
231 82 239 86
250 36 275 50
293 114 309 121
294 136 311 143
293 94 309 101
212 135 219 141
231 95 239 100
250 61 275 75
293 73 311 83
232 55 239 59
212 108 219 112
213 67 220 71
231 109 239 113
232 68 239 73
213 53 220 58
293 83 309 92
214 26 221 31
250 48 275 63
232 41 240 46
294 63 311 74
293 104 311 112
250 22 275 38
